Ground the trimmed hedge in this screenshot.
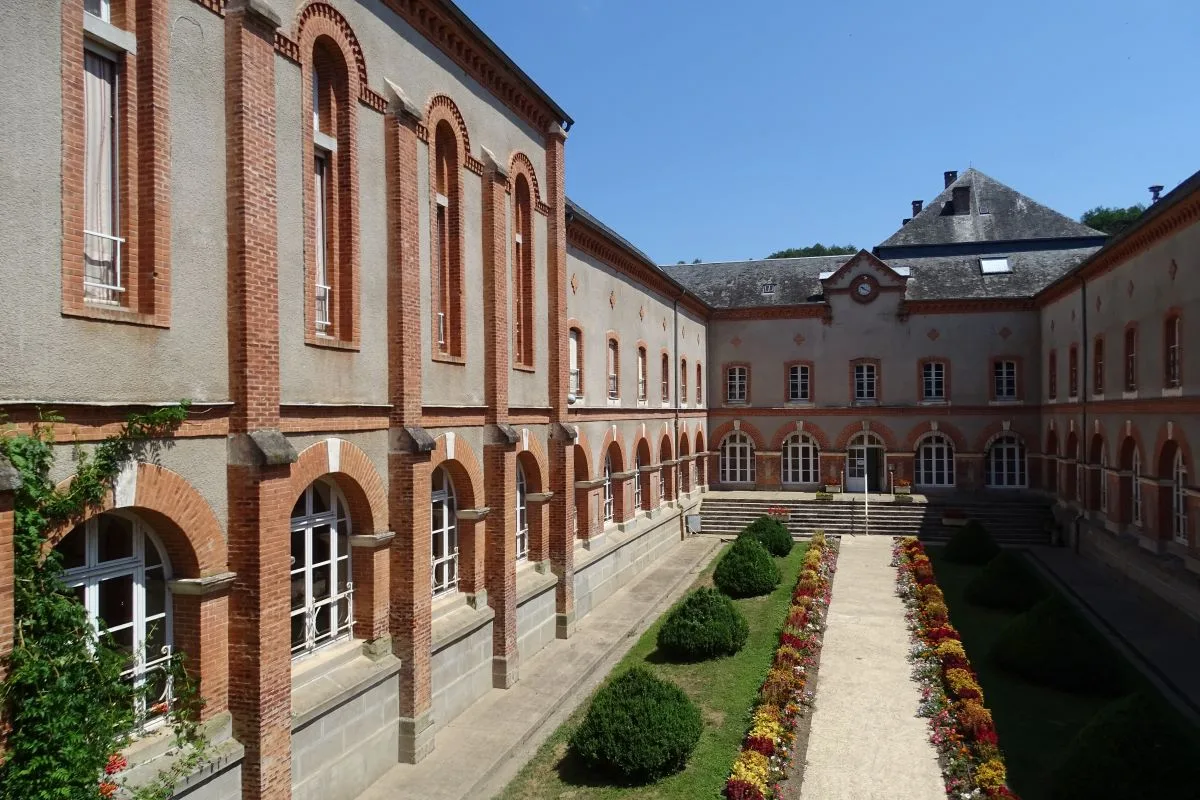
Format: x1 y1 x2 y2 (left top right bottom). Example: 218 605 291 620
569 666 702 782
964 550 1049 612
989 593 1133 696
656 587 749 661
713 536 781 598
743 516 793 557
943 520 1001 565
1050 691 1200 800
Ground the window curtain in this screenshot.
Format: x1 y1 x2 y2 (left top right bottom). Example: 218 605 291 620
84 50 117 301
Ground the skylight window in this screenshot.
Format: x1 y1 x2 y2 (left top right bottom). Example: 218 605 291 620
980 257 1011 274
761 282 777 295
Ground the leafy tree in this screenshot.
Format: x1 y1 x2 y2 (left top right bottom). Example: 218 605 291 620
766 244 857 259
1080 205 1146 236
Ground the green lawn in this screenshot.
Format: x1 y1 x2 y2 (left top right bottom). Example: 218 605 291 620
499 542 808 800
928 549 1115 800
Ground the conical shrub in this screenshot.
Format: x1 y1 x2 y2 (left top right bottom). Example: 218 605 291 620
713 536 780 598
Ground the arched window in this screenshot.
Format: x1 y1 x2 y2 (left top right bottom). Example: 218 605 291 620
986 435 1027 488
603 454 615 523
57 513 172 725
1173 450 1187 544
916 433 955 487
1165 313 1182 388
431 468 458 596
696 363 703 406
290 481 353 656
680 358 688 405
720 432 755 484
607 339 619 399
568 327 582 398
513 175 534 367
782 433 819 485
433 121 463 358
660 352 669 403
1132 448 1143 525
637 346 647 401
515 463 529 561
633 449 644 511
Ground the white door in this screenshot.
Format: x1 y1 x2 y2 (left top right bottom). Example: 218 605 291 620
846 447 867 492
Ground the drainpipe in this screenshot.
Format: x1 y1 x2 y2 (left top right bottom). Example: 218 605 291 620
1077 275 1088 552
673 291 682 532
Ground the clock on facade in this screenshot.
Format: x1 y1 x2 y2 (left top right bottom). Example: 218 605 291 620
850 274 878 303
856 282 872 296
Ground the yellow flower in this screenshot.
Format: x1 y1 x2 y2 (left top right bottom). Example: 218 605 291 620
730 750 771 792
944 668 983 702
935 639 966 661
975 758 1007 790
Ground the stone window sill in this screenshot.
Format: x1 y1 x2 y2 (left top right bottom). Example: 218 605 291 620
307 334 359 352
66 302 168 329
291 644 401 730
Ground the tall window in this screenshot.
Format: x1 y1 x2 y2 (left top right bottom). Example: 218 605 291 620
313 148 331 332
513 176 534 367
782 433 819 484
1173 450 1188 544
788 364 811 402
1048 350 1058 399
603 455 614 523
1165 315 1182 388
922 361 946 401
290 481 353 656
637 347 647 401
85 0 112 21
83 47 121 303
1125 327 1138 391
680 359 688 405
916 434 955 487
1069 345 1079 398
985 435 1027 488
727 366 748 403
568 328 582 398
515 463 529 561
633 451 644 510
696 364 703 406
431 468 458 595
57 513 172 726
1099 444 1109 512
720 432 756 483
660 353 669 403
607 339 619 399
994 359 1017 400
1132 448 1143 526
854 363 877 401
433 121 462 357
1093 337 1105 395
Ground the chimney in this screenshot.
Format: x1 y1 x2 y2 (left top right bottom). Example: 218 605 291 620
911 200 923 217
1149 184 1164 203
952 185 971 214
902 218 910 226
944 170 958 188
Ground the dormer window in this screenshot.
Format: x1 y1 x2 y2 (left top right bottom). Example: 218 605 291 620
760 281 777 296
980 257 1010 274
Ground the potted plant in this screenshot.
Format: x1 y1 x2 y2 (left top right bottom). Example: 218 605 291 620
942 507 969 527
894 477 912 495
823 481 842 494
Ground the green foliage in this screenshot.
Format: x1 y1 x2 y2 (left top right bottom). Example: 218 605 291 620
656 588 749 662
712 537 780 599
1080 204 1146 237
742 516 793 557
814 491 833 501
989 593 1133 696
0 404 208 800
965 551 1049 612
1050 691 1200 800
765 244 857 259
569 667 702 782
943 520 1001 565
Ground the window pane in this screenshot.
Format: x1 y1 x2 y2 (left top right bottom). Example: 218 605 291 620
145 566 166 618
97 515 134 562
97 574 134 630
58 525 87 570
312 564 332 602
84 50 119 301
312 524 332 565
291 612 306 650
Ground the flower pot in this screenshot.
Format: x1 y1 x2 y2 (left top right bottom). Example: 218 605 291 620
823 484 842 494
895 486 912 495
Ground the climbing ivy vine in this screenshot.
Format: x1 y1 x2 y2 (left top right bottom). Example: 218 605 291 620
0 403 211 800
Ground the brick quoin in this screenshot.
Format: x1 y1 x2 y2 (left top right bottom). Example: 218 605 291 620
0 491 13 688
484 447 519 687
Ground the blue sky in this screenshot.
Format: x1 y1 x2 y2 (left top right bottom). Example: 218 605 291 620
456 0 1200 264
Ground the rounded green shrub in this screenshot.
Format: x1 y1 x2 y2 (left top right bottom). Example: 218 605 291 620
989 593 1133 696
713 536 781 598
743 516 793 557
568 666 703 782
964 550 1049 612
943 520 1001 565
656 587 749 661
1050 691 1200 800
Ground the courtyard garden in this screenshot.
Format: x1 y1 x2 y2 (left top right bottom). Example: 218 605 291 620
901 522 1200 800
501 518 837 800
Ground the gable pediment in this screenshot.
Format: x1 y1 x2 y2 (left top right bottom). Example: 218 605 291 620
820 250 908 292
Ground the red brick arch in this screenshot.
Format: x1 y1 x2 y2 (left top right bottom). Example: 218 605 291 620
517 428 550 493
430 433 483 509
508 151 543 208
572 427 593 478
679 431 690 456
974 420 1037 453
833 421 898 452
290 438 388 534
709 420 766 451
902 420 968 452
769 422 832 452
695 429 706 454
598 428 628 476
50 463 226 578
1153 422 1194 477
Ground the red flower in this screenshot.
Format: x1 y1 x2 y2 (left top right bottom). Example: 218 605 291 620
744 735 775 757
104 753 127 775
98 782 118 799
725 779 767 800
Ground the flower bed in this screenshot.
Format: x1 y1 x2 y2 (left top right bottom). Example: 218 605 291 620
894 536 1020 800
723 532 839 800
766 505 791 520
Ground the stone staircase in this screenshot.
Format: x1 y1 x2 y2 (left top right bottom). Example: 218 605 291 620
698 492 1053 547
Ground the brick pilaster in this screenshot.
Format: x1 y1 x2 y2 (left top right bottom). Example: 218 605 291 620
549 442 575 638
482 161 510 423
0 474 14 688
484 446 519 687
169 582 232 724
350 534 393 647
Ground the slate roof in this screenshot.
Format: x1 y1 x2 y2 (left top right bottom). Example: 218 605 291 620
890 248 1101 301
877 168 1106 251
661 256 852 308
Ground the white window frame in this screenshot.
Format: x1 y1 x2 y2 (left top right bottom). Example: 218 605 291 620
1173 451 1188 544
83 44 124 304
1132 449 1143 526
680 360 688 407
922 362 946 401
854 363 877 401
603 455 614 523
59 513 173 730
1125 330 1138 391
696 365 703 407
788 364 810 402
985 435 1027 488
660 354 670 404
637 348 647 401
1167 317 1182 388
994 360 1017 400
568 328 581 398
916 433 955 487
633 454 644 510
781 433 819 485
290 481 354 658
313 151 332 333
726 366 747 403
86 0 112 21
515 464 529 562
431 468 459 596
607 341 619 400
720 432 755 484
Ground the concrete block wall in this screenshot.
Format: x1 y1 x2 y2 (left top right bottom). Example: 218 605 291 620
515 575 558 663
429 612 495 734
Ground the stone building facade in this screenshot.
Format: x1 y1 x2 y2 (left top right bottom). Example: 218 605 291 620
0 2 1196 799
